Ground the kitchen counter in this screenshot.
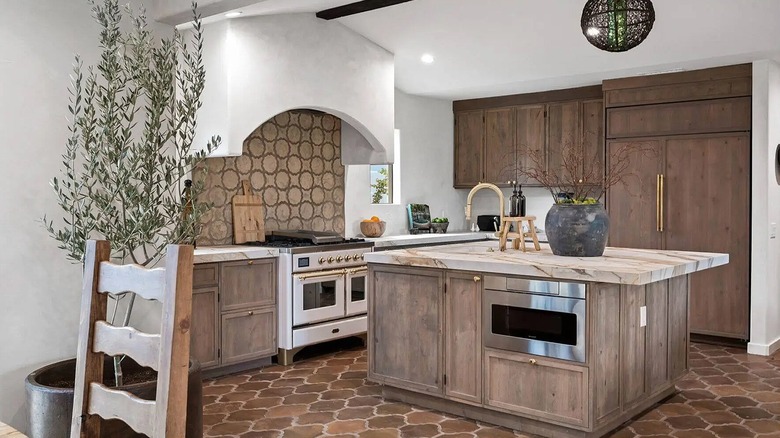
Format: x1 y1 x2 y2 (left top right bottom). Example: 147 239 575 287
364 240 727 285
364 231 490 248
367 241 728 437
193 245 279 264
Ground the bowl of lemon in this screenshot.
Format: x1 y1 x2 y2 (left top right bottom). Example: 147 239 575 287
360 216 386 237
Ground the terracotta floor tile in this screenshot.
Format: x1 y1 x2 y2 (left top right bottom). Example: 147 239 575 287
203 343 780 438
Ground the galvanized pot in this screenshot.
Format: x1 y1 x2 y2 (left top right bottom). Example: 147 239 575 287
545 203 609 257
25 357 202 438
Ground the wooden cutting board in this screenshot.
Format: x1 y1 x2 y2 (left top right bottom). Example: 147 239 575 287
232 180 265 244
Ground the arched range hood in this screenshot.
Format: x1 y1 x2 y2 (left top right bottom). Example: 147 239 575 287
194 13 396 164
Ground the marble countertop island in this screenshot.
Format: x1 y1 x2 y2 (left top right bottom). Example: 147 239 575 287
193 245 279 264
364 240 728 285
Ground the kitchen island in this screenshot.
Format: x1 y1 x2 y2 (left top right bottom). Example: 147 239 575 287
364 241 728 438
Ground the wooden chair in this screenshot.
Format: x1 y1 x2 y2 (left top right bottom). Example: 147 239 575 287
70 240 194 438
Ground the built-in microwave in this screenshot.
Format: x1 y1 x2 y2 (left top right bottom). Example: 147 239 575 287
483 276 586 363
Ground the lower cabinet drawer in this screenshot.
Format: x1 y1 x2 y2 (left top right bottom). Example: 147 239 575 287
293 315 366 349
221 307 277 365
484 349 589 428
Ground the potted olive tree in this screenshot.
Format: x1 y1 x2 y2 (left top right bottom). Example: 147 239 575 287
518 141 651 257
29 1 220 437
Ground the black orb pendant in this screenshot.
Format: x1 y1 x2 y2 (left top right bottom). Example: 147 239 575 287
581 0 655 52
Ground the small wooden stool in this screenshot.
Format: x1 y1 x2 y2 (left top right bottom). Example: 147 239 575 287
499 216 542 252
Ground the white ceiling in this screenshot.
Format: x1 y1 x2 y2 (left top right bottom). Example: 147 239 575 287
226 0 780 100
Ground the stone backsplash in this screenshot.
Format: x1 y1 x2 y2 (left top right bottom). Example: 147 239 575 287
196 111 346 245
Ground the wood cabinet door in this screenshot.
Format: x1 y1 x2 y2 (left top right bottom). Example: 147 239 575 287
221 307 277 365
606 139 664 249
220 259 276 312
547 101 580 178
191 287 220 368
444 272 482 404
484 349 589 428
454 110 484 188
581 99 605 183
664 134 750 338
369 266 444 395
484 108 516 186
515 104 546 186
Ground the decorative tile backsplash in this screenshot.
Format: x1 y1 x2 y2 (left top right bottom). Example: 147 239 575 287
196 111 346 245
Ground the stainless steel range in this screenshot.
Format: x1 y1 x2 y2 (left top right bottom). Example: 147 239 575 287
252 230 374 365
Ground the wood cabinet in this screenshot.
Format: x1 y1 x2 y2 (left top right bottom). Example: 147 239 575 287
484 108 516 185
192 259 277 372
607 134 750 339
453 86 604 189
454 110 484 188
444 272 482 404
605 65 751 340
369 266 444 395
484 349 588 428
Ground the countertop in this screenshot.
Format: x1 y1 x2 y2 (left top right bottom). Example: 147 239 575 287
363 240 728 285
365 231 548 248
193 246 279 264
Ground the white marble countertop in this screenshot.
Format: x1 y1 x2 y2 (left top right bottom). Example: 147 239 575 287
364 240 728 285
194 246 280 264
365 231 548 248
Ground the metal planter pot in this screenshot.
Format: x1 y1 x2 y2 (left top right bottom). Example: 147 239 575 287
25 356 202 438
545 203 610 257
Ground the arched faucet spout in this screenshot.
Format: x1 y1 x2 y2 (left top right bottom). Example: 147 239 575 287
465 183 506 236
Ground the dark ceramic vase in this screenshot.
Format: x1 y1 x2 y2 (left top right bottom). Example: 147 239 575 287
25 357 202 438
545 203 609 257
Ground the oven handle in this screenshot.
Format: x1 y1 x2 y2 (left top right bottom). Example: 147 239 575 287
294 269 347 281
347 267 368 275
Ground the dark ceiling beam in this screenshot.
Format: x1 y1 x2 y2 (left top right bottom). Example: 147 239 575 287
316 0 414 20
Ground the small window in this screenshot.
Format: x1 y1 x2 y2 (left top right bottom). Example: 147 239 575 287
370 164 392 204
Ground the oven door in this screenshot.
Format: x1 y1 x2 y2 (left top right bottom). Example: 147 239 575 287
483 289 586 363
293 269 346 326
345 267 368 316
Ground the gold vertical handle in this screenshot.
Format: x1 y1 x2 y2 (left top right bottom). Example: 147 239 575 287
656 174 661 232
659 174 664 232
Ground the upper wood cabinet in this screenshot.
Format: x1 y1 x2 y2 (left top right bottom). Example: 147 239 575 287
484 108 516 185
453 86 604 189
515 105 546 186
454 110 484 188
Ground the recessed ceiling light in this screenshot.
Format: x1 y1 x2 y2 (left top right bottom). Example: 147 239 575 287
586 27 600 36
225 11 242 18
420 54 435 64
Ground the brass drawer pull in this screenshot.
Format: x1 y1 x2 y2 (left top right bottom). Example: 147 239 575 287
247 260 254 265
529 359 537 365
474 276 481 282
247 311 254 316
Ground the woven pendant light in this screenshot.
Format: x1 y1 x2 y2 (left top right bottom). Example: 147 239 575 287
581 0 655 52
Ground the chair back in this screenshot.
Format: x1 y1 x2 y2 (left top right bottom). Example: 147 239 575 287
70 240 194 438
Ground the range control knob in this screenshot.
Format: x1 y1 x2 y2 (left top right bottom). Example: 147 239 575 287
360 254 365 261
318 257 326 264
345 255 353 262
353 253 361 260
336 256 343 262
327 257 334 264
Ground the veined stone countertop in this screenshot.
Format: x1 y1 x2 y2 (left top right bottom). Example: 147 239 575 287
363 240 728 285
194 245 279 264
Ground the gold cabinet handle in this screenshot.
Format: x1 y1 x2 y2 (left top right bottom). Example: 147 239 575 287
659 174 664 232
248 260 254 265
473 276 481 282
529 359 537 365
247 311 254 316
656 174 660 232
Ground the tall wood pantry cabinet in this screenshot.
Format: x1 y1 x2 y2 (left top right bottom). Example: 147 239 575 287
604 64 752 339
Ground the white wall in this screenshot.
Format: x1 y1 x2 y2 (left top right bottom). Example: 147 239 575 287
466 187 554 231
345 90 466 236
0 0 165 431
197 14 395 163
749 59 780 356
152 0 259 25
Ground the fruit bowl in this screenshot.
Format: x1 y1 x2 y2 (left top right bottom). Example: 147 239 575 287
360 221 386 238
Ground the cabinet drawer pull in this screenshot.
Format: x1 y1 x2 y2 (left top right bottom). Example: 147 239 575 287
247 260 254 265
332 328 340 334
529 359 537 365
247 311 254 316
473 276 481 282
